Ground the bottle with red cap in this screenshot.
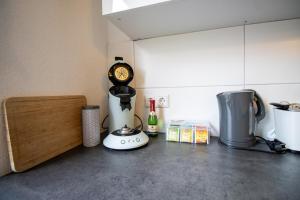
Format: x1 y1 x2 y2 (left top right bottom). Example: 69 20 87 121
147 99 158 135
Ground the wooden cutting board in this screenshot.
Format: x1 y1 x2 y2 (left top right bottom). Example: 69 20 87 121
3 95 87 172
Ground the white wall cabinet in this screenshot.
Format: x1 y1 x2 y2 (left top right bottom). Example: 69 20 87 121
102 0 170 15
103 0 300 40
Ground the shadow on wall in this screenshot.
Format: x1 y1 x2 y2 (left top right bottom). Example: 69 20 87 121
133 59 146 131
90 0 109 124
91 0 107 52
91 0 108 94
134 61 167 132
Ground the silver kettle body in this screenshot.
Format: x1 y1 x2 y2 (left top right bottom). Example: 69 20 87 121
217 90 265 148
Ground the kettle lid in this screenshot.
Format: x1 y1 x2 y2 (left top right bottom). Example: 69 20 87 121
217 90 254 97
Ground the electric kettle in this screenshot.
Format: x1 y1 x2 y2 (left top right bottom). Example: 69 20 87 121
217 90 265 148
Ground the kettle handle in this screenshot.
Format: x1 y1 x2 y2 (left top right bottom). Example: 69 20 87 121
254 92 265 123
243 89 266 123
249 102 256 135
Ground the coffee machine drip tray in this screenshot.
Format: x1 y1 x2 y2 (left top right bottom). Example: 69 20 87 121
103 127 149 150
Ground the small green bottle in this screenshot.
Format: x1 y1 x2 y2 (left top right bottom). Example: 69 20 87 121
147 99 158 136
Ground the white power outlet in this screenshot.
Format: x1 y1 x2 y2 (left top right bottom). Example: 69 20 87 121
157 96 169 108
144 95 169 108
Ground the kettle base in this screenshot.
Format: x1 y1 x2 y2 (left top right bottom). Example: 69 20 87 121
219 137 256 148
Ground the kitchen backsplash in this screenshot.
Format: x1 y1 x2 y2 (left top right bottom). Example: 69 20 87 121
108 18 300 137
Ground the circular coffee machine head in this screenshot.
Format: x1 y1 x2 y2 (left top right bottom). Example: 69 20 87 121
108 60 134 86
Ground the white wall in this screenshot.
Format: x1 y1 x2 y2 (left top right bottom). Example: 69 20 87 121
0 0 108 176
108 19 300 137
134 27 244 87
134 26 244 134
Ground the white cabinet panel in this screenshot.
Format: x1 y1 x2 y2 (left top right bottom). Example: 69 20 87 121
102 0 171 15
134 26 244 88
245 19 300 84
104 0 300 40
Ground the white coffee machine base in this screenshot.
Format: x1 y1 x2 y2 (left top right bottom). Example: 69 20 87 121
103 131 149 150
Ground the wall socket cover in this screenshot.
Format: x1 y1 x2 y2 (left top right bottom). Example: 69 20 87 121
145 95 169 108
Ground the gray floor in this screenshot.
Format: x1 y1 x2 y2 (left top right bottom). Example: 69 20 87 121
0 135 300 200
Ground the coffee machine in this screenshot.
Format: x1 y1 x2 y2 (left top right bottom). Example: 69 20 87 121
103 57 149 150
217 90 265 148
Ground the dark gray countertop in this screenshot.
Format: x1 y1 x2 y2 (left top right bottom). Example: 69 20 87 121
0 134 300 200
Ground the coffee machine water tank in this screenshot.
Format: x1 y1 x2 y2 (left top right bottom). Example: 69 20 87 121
108 86 136 132
217 90 265 148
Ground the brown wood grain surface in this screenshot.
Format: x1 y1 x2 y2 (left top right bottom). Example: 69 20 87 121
3 96 87 172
